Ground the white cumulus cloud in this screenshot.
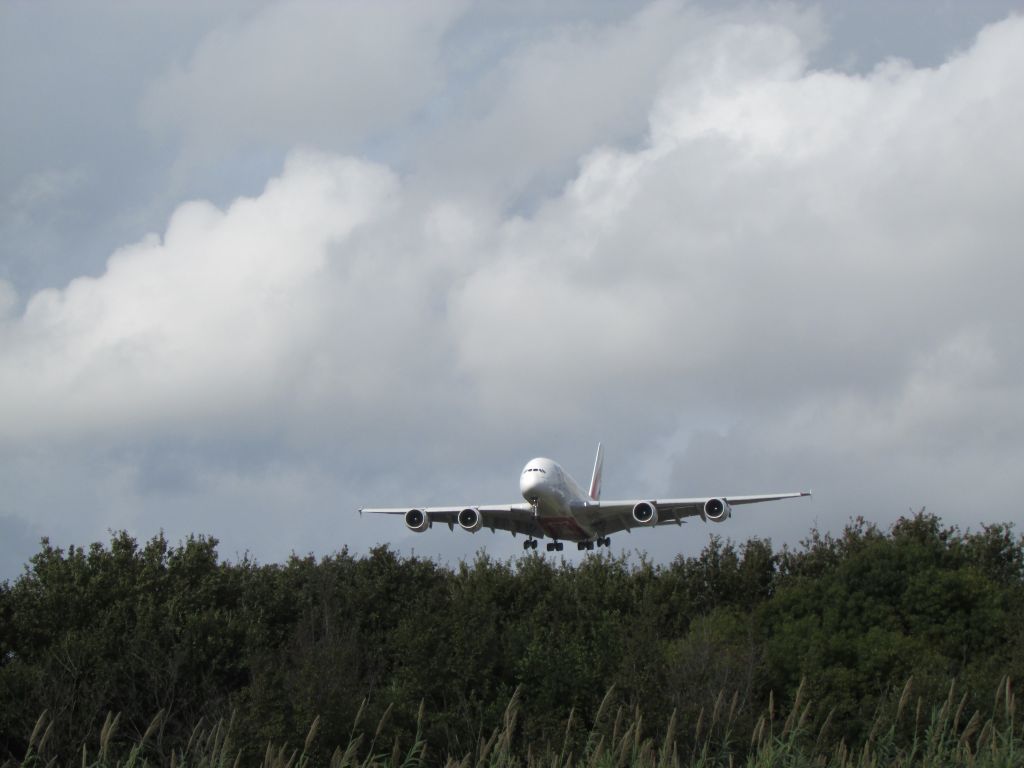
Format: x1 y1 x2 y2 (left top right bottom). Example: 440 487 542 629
0 152 400 439
3 7 1024 576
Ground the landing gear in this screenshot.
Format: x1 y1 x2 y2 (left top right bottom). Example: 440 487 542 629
577 540 601 551
523 538 539 551
545 541 564 552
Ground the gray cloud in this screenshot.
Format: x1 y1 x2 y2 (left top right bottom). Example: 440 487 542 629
141 1 467 158
412 2 822 209
3 3 1024 580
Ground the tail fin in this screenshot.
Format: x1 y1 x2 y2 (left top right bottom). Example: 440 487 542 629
588 443 604 501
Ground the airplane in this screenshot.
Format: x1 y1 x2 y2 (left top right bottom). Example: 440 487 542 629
360 444 811 552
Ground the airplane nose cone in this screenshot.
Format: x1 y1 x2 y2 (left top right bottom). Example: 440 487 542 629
520 470 541 499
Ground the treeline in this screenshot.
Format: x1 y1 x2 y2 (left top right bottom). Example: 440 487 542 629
0 513 1022 766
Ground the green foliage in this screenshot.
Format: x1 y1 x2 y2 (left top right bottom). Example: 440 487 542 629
759 516 1024 743
6 679 1022 767
1 512 1022 766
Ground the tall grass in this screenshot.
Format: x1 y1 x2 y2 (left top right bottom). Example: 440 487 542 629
8 678 1018 768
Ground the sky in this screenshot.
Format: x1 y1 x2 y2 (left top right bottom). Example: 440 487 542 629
2 0 1023 580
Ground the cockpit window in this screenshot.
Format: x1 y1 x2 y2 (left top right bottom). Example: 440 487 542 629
523 467 547 474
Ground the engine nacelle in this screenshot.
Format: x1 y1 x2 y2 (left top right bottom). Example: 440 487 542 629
702 498 732 522
632 501 659 527
404 508 430 533
458 507 483 533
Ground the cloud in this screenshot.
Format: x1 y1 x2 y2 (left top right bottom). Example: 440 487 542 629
142 0 466 156
454 14 1024 408
3 9 1024 576
413 2 822 207
0 152 402 440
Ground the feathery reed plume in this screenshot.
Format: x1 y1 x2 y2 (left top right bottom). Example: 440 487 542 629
1007 676 1015 722
953 690 968 735
749 715 765 749
710 690 724 732
186 717 205 756
37 719 55 758
813 707 834 755
692 706 704 745
895 677 913 723
99 711 121 761
958 710 981 752
557 707 576 768
140 709 164 747
304 715 322 754
28 711 49 751
586 686 616 758
349 699 368 746
781 678 805 738
657 709 677 768
364 702 393 764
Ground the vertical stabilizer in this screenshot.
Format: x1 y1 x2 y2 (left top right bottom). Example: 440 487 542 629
589 443 604 501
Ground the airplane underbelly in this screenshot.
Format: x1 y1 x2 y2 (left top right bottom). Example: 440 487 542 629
536 498 591 541
537 516 589 541
533 484 592 541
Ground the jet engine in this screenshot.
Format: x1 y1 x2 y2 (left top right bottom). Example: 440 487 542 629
458 507 483 533
404 508 430 533
702 498 732 522
632 501 659 527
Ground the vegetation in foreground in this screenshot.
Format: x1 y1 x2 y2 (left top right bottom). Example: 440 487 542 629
12 678 1021 767
1 512 1022 766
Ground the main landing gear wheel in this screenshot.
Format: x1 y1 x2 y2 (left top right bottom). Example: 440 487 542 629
522 539 539 550
546 541 564 552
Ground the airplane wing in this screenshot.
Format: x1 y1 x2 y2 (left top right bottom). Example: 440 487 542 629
362 491 810 542
588 492 811 535
360 504 547 538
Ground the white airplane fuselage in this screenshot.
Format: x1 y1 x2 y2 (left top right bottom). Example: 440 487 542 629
519 458 595 541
